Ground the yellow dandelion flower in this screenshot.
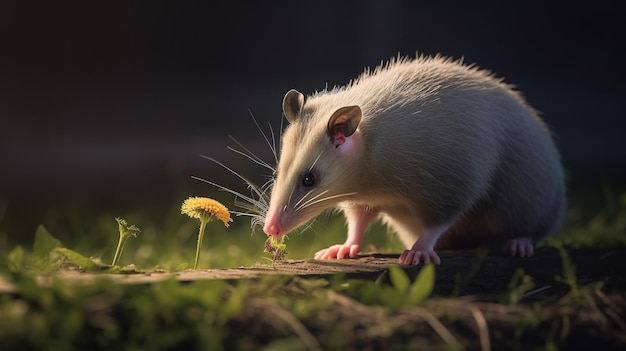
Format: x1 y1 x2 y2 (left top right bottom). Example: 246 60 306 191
181 197 233 270
181 197 232 227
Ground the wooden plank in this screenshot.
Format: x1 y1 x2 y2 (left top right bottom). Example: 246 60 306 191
1 248 624 297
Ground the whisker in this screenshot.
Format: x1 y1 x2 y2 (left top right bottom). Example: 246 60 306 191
297 219 316 236
308 150 324 172
262 177 275 191
234 197 267 214
193 174 269 232
191 176 260 209
297 192 358 211
295 189 329 212
286 185 296 211
192 156 270 215
199 155 266 200
193 112 281 233
227 137 275 172
293 188 323 210
231 211 263 218
267 121 278 165
251 217 264 230
248 109 279 166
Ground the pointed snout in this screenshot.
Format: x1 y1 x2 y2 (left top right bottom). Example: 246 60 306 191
263 222 282 237
263 210 284 238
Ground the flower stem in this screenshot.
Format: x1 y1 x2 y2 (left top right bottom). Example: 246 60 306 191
193 218 209 270
111 218 140 267
112 234 126 267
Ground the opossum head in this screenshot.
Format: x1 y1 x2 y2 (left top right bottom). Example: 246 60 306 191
263 89 363 238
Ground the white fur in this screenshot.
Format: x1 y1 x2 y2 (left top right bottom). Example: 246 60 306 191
264 54 566 265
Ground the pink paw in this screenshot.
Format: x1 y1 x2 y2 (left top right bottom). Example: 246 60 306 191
399 249 441 265
502 238 534 257
314 244 360 260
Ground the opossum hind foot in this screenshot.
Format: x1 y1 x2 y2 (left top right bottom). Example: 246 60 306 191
502 237 534 257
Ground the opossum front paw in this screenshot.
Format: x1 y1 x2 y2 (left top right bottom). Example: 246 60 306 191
314 244 360 260
399 249 441 265
502 238 534 257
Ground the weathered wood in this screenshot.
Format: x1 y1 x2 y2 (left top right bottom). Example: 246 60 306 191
1 247 624 298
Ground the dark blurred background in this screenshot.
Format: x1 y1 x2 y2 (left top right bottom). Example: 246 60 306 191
1 0 625 238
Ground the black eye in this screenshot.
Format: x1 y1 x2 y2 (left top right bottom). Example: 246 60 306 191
302 172 316 187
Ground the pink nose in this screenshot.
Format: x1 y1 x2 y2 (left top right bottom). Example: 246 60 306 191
264 223 281 237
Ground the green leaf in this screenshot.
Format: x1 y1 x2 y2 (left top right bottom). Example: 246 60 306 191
116 217 141 239
388 265 410 294
513 269 535 304
118 264 140 274
30 225 65 272
7 246 25 273
501 268 535 305
55 248 110 271
406 263 435 305
33 225 62 261
175 262 189 271
554 244 578 293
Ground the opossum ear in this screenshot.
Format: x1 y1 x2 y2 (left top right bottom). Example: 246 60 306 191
283 89 305 123
327 105 362 143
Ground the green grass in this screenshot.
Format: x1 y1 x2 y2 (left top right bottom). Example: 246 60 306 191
1 184 625 350
545 190 626 249
0 201 405 272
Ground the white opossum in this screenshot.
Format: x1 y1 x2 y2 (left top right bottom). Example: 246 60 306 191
262 55 566 265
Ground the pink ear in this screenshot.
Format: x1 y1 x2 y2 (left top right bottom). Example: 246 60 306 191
327 106 362 154
331 124 357 155
332 125 347 148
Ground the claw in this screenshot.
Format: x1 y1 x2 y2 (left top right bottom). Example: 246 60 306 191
314 244 360 260
399 249 441 265
502 238 534 258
